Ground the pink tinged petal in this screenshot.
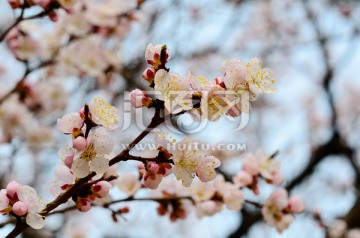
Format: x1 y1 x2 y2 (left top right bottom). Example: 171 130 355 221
242 154 260 176
57 112 83 134
72 136 87 151
130 89 152 108
90 157 109 175
88 97 120 130
92 181 112 198
233 170 253 188
6 181 20 199
26 213 45 229
13 201 28 216
270 171 283 185
270 188 289 210
64 155 74 168
88 128 114 155
147 162 160 173
49 184 62 197
174 168 193 187
58 145 75 159
72 158 90 178
196 156 221 183
0 190 9 210
276 214 294 233
55 165 75 184
288 196 304 213
17 185 38 203
144 173 162 189
142 67 156 82
223 188 244 211
118 173 141 196
77 198 91 212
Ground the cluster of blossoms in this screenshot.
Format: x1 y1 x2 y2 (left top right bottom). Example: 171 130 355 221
261 188 304 232
0 43 304 235
57 96 120 177
0 181 45 229
137 131 221 189
233 150 283 195
54 96 120 212
130 44 277 121
1 1 141 142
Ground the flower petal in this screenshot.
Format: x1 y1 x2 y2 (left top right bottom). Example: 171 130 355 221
72 158 90 178
26 213 45 229
90 156 109 175
88 128 114 155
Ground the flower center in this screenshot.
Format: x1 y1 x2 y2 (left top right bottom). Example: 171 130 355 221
80 145 96 161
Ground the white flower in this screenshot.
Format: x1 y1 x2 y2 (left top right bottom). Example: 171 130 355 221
195 200 222 218
246 58 277 96
57 112 84 134
17 186 45 229
172 139 203 187
88 96 120 130
117 172 141 196
13 36 40 60
145 43 170 69
172 139 220 187
200 85 229 121
262 188 293 233
196 155 221 183
222 58 247 91
222 185 244 211
233 170 253 188
189 180 216 202
71 128 113 178
50 165 76 196
154 69 193 114
32 81 67 112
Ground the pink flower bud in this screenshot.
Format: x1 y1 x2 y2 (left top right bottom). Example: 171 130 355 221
12 201 28 216
129 89 153 108
141 67 156 83
233 170 253 188
270 171 283 185
6 181 20 199
119 206 130 214
64 155 74 168
288 196 304 213
72 136 87 151
270 188 289 210
92 181 112 198
76 198 91 212
147 162 159 173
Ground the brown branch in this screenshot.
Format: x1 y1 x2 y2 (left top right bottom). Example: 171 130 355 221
6 101 171 237
0 7 53 43
0 59 54 105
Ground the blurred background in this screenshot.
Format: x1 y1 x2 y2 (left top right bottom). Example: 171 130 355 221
0 0 360 237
